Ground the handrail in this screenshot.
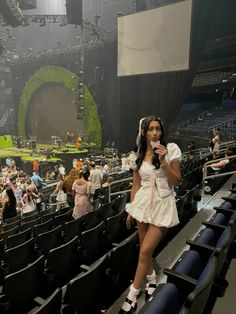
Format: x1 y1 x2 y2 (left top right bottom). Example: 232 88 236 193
108 176 132 203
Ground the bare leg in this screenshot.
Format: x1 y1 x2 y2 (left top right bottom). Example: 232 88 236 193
133 223 166 290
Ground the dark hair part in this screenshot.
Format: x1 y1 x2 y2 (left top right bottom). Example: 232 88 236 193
136 116 166 170
83 169 90 181
6 188 16 209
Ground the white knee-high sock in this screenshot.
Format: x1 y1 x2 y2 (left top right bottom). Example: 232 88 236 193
122 284 140 311
127 283 140 300
146 270 156 284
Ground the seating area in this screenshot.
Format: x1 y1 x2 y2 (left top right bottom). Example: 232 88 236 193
0 149 236 313
138 179 236 314
171 100 236 139
0 190 138 313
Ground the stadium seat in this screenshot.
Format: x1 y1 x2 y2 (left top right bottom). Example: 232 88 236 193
78 221 106 264
46 236 80 288
28 288 62 314
62 254 109 314
0 255 46 313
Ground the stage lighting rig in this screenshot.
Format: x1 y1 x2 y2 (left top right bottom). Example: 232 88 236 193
18 0 37 10
0 0 25 27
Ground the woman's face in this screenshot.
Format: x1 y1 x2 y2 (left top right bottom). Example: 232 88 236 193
145 120 162 144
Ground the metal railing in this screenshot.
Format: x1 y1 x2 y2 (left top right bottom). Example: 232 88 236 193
107 176 132 203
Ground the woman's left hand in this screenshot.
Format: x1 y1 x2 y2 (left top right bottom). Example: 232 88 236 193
156 144 167 162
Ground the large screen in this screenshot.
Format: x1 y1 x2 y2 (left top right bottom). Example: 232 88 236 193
117 0 192 77
23 0 66 14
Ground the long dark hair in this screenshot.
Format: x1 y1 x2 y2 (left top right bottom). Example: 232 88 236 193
6 188 16 209
136 116 166 170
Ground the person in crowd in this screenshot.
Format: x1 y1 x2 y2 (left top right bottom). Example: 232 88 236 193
101 175 113 188
187 140 196 154
121 153 129 172
13 181 23 211
76 158 84 170
72 169 94 219
102 161 110 178
89 161 102 199
59 164 66 179
21 187 38 213
210 130 220 159
5 157 11 167
63 168 81 208
51 174 67 211
205 147 235 176
31 172 44 190
0 187 17 221
119 116 181 313
32 157 39 173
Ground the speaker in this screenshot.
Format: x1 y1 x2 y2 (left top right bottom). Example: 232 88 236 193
66 0 82 26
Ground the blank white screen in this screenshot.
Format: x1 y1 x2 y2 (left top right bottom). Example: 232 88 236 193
117 0 192 77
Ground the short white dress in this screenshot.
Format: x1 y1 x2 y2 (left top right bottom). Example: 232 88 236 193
126 143 181 228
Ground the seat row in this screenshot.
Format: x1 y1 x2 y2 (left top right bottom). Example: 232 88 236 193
139 186 236 314
0 229 139 313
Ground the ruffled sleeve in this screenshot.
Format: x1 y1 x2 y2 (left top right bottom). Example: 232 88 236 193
167 143 182 163
127 152 138 170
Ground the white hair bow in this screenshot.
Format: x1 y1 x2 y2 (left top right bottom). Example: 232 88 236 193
136 117 146 153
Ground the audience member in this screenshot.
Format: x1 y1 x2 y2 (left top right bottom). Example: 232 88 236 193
1 187 17 221
205 147 236 176
21 188 38 213
72 169 94 219
63 168 81 208
210 130 220 158
51 174 67 210
89 162 102 198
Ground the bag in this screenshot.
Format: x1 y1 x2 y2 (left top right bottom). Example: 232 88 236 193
209 140 214 149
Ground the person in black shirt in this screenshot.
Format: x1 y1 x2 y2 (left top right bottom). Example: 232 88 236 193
1 187 17 221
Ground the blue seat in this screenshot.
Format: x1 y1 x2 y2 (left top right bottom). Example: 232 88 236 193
141 252 216 314
213 206 236 240
187 225 232 278
141 283 180 314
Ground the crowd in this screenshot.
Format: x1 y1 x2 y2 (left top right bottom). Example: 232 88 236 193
0 152 133 224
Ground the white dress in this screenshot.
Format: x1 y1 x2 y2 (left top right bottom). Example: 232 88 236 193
126 143 181 228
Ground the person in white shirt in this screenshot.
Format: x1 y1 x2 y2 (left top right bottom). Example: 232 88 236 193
89 162 102 198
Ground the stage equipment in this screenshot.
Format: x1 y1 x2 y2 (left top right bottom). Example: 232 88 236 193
0 0 25 27
66 0 82 26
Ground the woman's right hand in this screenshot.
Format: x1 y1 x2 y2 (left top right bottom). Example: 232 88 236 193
126 214 133 230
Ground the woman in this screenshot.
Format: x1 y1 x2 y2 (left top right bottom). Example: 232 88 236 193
119 116 181 313
211 130 220 159
21 188 38 214
51 174 67 211
72 170 94 219
63 168 81 208
1 187 17 221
